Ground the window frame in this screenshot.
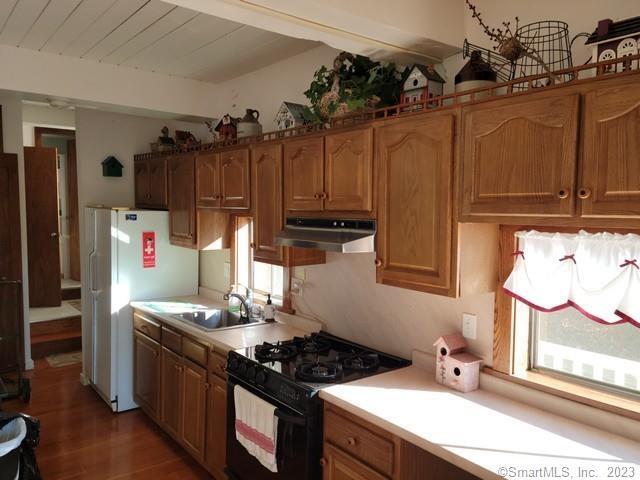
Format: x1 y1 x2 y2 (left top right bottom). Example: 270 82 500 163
491 225 640 420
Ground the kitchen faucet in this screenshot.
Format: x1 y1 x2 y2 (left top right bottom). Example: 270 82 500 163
223 284 253 320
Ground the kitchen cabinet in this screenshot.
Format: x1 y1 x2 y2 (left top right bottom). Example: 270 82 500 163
580 76 640 219
133 331 161 420
252 142 326 266
284 128 373 214
181 359 207 462
461 93 579 218
160 346 183 438
196 148 250 210
135 156 168 209
323 442 389 480
168 154 197 248
205 372 228 478
375 114 455 296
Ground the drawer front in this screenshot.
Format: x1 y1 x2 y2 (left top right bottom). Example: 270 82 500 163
183 337 208 366
162 326 182 354
133 313 161 342
209 351 227 379
324 407 395 477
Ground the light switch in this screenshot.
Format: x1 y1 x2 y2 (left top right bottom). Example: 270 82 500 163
462 313 477 340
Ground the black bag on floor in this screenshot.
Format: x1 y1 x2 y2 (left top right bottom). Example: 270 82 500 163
0 412 41 480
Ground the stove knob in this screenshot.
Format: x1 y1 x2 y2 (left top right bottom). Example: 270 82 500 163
238 362 247 375
247 366 256 380
256 370 267 385
228 357 239 371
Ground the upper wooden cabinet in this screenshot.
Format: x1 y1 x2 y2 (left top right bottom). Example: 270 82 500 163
197 148 250 210
461 93 579 218
168 154 197 248
375 114 455 296
324 128 373 212
284 136 324 211
252 143 326 267
135 156 167 209
580 76 640 219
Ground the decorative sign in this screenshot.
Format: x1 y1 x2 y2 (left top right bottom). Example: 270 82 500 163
125 214 137 221
142 231 156 268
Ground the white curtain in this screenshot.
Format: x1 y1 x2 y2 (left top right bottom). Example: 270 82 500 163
504 231 640 328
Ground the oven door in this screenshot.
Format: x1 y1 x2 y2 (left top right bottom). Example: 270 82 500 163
226 375 321 480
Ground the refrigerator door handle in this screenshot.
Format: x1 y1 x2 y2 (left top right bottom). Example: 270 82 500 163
89 252 98 293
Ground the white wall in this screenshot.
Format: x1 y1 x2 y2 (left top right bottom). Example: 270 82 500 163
22 104 75 147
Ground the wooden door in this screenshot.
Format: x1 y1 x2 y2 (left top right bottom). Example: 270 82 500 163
0 282 22 373
284 136 324 211
325 128 373 212
148 156 168 208
375 114 455 296
322 443 389 480
196 152 221 208
181 359 207 462
66 140 80 280
24 146 61 307
133 331 160 420
461 93 579 218
168 155 196 248
205 373 227 478
0 154 22 282
253 143 284 264
220 148 250 209
580 78 640 219
160 347 183 438
134 159 150 207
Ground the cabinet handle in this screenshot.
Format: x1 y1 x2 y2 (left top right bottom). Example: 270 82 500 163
321 192 328 199
204 383 210 390
346 437 357 446
250 242 256 249
314 193 320 199
154 351 159 358
218 364 226 373
578 187 592 200
374 258 382 267
319 458 327 467
557 189 569 199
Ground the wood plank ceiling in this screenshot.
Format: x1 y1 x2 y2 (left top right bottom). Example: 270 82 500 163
0 0 319 83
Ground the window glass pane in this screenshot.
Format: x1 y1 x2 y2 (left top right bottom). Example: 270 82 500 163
533 307 640 394
253 261 272 294
236 220 250 288
271 265 283 298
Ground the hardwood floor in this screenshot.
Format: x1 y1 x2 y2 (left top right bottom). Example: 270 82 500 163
3 360 211 479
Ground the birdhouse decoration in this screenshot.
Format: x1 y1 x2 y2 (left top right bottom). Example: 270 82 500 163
102 156 123 178
433 333 482 393
401 64 445 108
586 16 640 73
215 114 239 141
275 102 308 130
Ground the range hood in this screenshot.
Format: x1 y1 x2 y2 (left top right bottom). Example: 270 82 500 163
275 217 376 253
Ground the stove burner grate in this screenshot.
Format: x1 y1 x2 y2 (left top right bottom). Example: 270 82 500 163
299 335 332 354
296 361 343 383
255 341 298 362
343 353 381 372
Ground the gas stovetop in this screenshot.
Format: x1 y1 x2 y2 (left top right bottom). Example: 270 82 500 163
226 332 410 412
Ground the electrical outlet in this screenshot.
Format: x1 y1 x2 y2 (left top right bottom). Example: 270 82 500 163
291 277 304 296
462 313 477 340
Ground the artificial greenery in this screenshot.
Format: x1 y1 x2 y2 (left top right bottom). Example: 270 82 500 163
304 53 407 122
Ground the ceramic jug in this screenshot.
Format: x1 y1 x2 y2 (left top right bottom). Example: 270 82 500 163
237 109 262 138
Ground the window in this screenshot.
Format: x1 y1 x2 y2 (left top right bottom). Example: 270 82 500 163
234 217 284 305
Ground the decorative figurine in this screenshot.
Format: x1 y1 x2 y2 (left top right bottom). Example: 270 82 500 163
433 333 482 393
150 126 175 152
215 114 239 141
275 102 308 130
175 130 200 151
400 64 445 107
586 17 640 73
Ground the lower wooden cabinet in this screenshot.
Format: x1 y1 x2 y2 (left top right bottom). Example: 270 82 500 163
160 346 183 438
133 331 160 420
182 359 207 462
205 372 228 478
323 442 389 480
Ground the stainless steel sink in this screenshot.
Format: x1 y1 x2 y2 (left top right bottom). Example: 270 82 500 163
171 309 263 332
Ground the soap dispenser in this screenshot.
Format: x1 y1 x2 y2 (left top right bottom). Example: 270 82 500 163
264 294 276 322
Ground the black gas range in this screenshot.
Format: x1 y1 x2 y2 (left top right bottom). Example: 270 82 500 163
225 331 410 480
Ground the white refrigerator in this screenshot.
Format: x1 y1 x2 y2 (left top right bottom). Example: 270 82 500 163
82 207 198 412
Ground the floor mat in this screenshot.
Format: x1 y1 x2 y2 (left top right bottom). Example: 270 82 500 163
45 351 82 368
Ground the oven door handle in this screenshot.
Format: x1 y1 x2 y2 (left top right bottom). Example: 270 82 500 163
275 409 306 427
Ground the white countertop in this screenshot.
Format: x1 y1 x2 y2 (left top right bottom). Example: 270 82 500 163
130 295 319 353
319 352 640 480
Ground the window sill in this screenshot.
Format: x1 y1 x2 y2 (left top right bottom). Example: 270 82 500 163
483 367 640 421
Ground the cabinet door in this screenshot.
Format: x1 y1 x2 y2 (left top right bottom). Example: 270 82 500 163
147 156 168 208
461 93 579 217
134 159 150 207
168 155 196 247
133 331 160 420
220 148 250 209
160 347 183 439
205 373 227 478
375 114 455 296
325 128 373 212
284 136 324 211
580 78 640 219
182 359 207 462
253 143 284 264
322 443 389 480
196 152 221 208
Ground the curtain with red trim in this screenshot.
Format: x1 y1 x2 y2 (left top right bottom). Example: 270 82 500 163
503 231 640 328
